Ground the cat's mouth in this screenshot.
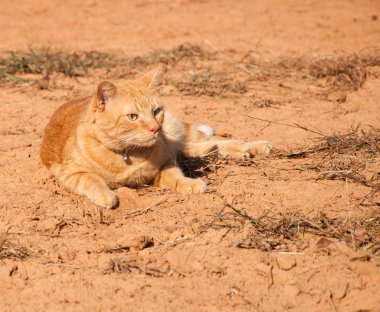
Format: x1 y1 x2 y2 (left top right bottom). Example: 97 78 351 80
141 131 162 145
127 133 159 148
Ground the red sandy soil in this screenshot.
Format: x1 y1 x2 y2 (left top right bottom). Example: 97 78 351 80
0 0 379 311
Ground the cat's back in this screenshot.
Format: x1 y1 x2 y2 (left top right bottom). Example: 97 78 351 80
40 97 89 168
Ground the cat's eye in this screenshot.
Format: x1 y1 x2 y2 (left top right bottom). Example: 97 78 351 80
153 107 162 116
127 114 138 121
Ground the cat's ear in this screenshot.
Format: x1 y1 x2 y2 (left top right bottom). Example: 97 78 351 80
140 64 162 88
96 81 116 110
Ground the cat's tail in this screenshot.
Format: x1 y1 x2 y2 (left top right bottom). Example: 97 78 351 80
183 123 215 142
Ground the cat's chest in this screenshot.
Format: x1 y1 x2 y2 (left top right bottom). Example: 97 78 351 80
105 142 171 188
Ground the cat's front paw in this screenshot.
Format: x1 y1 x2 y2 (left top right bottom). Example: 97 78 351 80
176 177 207 194
91 190 119 209
246 141 273 156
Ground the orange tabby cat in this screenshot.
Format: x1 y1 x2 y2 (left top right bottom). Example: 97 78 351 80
40 65 272 209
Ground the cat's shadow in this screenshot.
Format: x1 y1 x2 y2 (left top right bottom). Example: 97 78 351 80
179 155 215 179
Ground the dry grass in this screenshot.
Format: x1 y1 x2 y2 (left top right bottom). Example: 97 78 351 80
141 43 210 67
242 48 380 94
0 229 30 260
0 48 118 89
178 127 379 256
0 44 209 90
278 126 379 159
171 70 248 97
202 202 380 256
249 95 284 108
105 258 173 277
1 44 379 96
278 127 380 189
301 52 380 91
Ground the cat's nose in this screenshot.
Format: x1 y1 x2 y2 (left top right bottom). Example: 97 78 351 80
150 126 160 134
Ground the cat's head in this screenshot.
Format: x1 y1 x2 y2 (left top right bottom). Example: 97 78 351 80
91 65 165 151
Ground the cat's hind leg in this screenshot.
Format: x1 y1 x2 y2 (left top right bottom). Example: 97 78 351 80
155 165 207 194
57 169 118 209
182 140 272 158
182 140 248 158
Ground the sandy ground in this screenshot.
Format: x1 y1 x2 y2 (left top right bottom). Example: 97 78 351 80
0 0 380 311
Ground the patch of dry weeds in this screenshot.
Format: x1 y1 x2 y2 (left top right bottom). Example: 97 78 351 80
278 127 380 190
105 258 173 277
1 44 379 97
201 201 379 257
0 229 30 260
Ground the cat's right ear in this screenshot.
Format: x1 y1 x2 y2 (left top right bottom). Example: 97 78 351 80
96 81 116 110
140 64 162 88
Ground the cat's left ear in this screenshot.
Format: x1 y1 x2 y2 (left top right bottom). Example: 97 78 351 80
140 64 162 88
96 81 116 110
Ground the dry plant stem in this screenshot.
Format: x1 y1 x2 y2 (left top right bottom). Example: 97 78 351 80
243 115 326 136
268 265 274 289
